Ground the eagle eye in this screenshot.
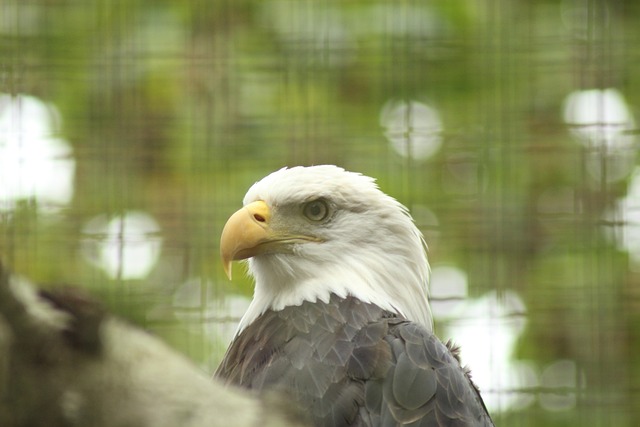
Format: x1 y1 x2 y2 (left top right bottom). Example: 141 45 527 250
303 199 329 222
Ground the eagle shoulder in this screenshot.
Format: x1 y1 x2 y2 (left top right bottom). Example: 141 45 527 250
215 295 493 427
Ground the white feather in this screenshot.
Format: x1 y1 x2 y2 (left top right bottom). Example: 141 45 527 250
235 165 433 335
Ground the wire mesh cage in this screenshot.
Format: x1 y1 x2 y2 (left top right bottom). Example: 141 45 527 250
1 0 639 425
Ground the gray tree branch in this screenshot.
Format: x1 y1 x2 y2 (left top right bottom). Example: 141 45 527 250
0 262 307 427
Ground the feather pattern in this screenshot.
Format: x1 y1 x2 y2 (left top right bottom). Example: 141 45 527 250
216 294 494 427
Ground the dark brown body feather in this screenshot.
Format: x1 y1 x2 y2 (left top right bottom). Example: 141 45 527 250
215 294 494 427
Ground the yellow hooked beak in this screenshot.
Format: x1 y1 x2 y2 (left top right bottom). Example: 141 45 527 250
220 200 321 280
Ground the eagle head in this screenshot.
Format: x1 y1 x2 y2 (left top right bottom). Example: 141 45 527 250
220 165 432 334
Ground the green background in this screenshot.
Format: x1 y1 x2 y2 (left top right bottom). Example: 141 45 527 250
1 1 639 425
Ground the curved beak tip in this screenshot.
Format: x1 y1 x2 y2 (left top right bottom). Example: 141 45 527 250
223 258 233 280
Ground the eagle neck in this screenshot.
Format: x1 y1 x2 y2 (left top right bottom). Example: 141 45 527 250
234 269 432 337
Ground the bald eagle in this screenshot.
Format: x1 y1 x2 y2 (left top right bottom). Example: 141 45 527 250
216 165 494 427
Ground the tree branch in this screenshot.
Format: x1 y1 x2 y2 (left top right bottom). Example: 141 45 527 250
0 262 307 427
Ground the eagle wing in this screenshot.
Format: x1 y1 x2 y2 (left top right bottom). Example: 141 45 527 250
215 295 494 427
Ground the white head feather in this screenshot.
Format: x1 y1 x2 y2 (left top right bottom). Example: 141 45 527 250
235 165 432 334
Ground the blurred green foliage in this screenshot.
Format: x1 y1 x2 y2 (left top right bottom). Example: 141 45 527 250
1 0 640 425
